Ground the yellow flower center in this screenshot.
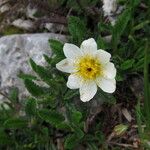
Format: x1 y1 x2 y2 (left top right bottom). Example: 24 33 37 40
76 55 103 80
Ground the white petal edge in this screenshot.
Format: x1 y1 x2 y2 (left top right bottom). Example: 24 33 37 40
103 62 116 79
56 59 76 73
63 43 82 60
80 38 97 54
79 80 97 102
96 77 116 93
95 49 111 64
67 74 81 89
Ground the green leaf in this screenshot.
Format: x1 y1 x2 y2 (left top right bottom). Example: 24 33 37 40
4 118 27 129
43 54 52 64
49 39 64 57
144 40 150 127
8 87 19 103
71 110 82 124
64 90 79 100
35 65 52 84
0 129 12 145
29 58 37 72
56 122 71 130
64 134 80 149
68 16 86 44
97 35 108 49
112 9 131 51
29 58 53 84
38 109 65 126
24 79 47 97
25 98 37 117
120 59 135 70
65 128 84 149
18 73 37 80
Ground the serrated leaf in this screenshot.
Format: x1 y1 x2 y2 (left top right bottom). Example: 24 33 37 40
97 35 107 49
71 111 82 124
56 122 71 130
120 59 135 70
29 58 37 72
64 90 79 100
65 129 84 149
18 73 37 80
68 16 86 44
4 118 27 129
8 87 19 103
38 109 65 126
24 79 47 97
49 39 64 57
64 134 80 149
0 129 12 145
29 58 52 84
25 98 37 117
112 9 131 50
43 54 52 64
36 65 52 83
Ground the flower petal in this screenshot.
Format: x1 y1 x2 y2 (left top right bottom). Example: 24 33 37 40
79 80 97 102
96 77 116 93
67 74 81 89
95 49 111 64
56 59 76 73
103 62 116 79
80 38 97 54
63 43 82 59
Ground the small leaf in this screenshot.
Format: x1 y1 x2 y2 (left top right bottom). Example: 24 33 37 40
64 134 80 149
0 129 12 145
64 90 79 100
68 16 86 44
18 73 37 80
65 128 84 149
29 58 37 72
4 118 27 129
8 87 19 103
120 59 135 70
71 111 82 124
43 54 52 64
113 124 128 136
24 79 48 97
112 9 131 50
49 39 64 57
38 109 65 126
25 98 37 117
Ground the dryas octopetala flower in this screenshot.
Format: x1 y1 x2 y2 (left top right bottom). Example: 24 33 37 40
56 38 116 102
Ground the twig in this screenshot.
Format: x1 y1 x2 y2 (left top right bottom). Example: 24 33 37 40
35 15 67 26
108 142 137 149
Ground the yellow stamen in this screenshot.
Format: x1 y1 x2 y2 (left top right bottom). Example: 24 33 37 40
76 55 103 80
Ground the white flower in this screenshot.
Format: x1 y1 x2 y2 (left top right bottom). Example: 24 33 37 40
56 38 116 102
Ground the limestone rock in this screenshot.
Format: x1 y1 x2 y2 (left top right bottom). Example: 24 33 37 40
0 33 66 101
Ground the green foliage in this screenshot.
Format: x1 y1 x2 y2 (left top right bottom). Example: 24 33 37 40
112 9 131 51
8 87 19 103
143 40 150 127
68 16 87 44
0 0 149 149
24 79 48 97
4 118 27 129
25 98 37 117
49 39 64 57
38 109 65 126
120 59 135 70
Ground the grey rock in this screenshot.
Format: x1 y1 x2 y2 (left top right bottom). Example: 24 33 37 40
12 19 35 31
0 33 66 101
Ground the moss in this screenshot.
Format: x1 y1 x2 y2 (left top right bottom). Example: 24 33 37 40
2 26 25 35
